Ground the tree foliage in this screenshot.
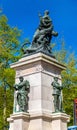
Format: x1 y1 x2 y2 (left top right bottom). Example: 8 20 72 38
0 14 21 129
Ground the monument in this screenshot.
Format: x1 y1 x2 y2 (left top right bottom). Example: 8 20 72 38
7 10 70 130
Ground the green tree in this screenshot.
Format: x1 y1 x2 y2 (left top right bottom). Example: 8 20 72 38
62 54 77 126
0 14 21 130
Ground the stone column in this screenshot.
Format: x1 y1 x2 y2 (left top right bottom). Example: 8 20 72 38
7 52 70 130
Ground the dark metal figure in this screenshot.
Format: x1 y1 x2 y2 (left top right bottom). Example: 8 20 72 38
22 10 58 55
52 77 64 112
13 76 30 112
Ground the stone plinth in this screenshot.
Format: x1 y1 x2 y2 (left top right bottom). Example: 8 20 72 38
7 112 30 130
7 112 70 130
7 52 69 130
28 112 70 130
51 113 70 130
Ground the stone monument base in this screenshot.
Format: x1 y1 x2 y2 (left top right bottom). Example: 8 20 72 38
7 112 30 130
7 52 70 130
7 112 70 130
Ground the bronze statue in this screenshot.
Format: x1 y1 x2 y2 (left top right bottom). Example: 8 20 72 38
32 10 58 46
22 10 58 55
13 76 30 112
52 77 64 112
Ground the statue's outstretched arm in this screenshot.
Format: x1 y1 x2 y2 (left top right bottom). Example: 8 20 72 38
52 31 58 36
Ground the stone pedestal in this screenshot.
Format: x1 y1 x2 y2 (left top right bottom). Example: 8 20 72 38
7 112 30 130
51 113 70 130
7 52 70 130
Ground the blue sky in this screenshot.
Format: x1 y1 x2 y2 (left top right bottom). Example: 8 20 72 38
0 0 77 54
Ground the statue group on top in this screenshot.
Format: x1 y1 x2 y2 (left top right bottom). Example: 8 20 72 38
22 10 58 55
